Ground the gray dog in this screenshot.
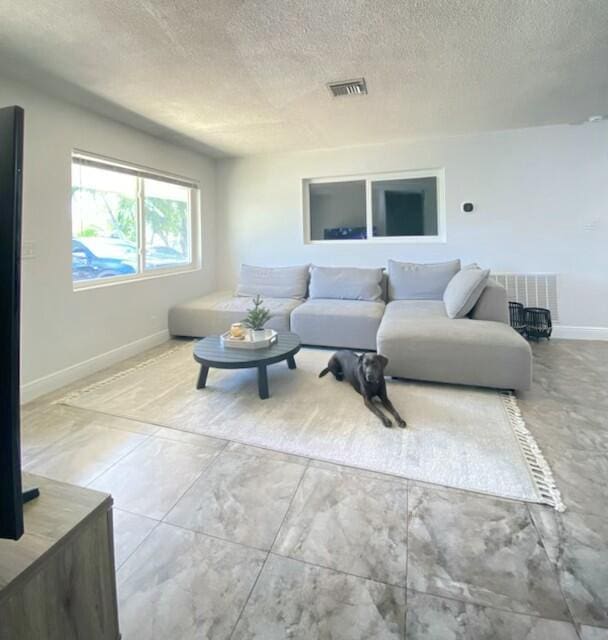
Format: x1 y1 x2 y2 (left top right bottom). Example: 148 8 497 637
319 350 407 428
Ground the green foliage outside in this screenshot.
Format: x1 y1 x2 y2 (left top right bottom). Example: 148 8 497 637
145 195 189 254
72 187 188 253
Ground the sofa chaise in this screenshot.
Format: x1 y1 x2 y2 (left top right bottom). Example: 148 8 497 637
168 290 302 337
169 261 532 391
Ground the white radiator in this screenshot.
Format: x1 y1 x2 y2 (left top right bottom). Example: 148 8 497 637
491 273 559 323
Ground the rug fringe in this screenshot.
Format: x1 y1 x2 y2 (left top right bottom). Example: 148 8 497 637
54 341 192 405
500 391 565 512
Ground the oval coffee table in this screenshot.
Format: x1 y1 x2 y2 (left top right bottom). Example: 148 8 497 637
193 331 301 400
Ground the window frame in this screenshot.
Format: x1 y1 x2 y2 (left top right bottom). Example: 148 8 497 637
71 151 201 291
302 168 446 244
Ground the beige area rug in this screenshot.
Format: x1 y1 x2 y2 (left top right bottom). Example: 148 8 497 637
57 341 563 510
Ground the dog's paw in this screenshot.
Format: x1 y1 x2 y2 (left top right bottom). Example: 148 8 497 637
397 419 407 429
382 418 393 428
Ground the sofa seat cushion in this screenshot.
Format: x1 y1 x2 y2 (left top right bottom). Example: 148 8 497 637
290 299 385 350
169 291 303 337
376 300 532 390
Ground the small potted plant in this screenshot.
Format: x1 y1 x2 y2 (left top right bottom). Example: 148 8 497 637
243 294 271 341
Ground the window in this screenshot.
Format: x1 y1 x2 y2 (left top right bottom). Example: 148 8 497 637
71 153 198 287
309 180 367 240
303 170 445 243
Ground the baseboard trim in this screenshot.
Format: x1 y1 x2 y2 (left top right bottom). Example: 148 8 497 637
21 329 170 404
552 325 608 341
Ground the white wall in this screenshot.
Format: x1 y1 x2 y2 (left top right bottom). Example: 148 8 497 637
0 76 217 400
216 124 608 333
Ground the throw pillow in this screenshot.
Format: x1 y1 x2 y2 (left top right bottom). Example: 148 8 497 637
443 267 490 318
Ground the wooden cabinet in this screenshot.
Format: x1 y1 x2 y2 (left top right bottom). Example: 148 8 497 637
0 474 119 640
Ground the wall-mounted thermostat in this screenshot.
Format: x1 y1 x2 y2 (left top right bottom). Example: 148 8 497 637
461 202 474 213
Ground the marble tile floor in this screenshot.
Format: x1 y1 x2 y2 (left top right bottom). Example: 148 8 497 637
20 339 608 639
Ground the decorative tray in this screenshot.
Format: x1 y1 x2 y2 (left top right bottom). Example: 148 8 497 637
220 329 278 350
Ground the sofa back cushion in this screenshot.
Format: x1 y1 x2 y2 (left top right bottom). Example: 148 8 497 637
235 264 309 299
443 267 490 318
387 259 461 300
470 279 509 323
309 266 384 301
380 271 389 302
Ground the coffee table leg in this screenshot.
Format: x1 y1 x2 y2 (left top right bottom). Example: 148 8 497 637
196 364 209 389
287 355 297 370
257 365 269 399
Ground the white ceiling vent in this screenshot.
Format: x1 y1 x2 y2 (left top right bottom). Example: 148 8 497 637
328 78 367 97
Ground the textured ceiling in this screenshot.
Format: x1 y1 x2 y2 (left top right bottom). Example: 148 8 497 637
1 0 607 157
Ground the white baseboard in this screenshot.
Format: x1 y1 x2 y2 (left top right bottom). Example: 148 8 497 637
552 325 608 340
21 329 170 404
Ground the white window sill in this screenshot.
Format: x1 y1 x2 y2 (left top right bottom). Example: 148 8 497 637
73 264 201 292
305 235 446 245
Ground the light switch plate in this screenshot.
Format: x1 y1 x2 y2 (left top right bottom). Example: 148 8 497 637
583 218 600 231
22 241 36 259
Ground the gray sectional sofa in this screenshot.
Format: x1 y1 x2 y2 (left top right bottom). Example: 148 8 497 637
169 261 532 391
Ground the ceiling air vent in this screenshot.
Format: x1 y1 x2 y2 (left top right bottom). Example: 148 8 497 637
328 78 367 97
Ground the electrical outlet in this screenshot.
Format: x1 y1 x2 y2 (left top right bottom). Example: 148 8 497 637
22 241 36 259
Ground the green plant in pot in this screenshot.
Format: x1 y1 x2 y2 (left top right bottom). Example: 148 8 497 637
243 294 271 340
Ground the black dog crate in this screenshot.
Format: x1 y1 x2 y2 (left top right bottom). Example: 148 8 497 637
508 301 527 336
524 307 552 340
